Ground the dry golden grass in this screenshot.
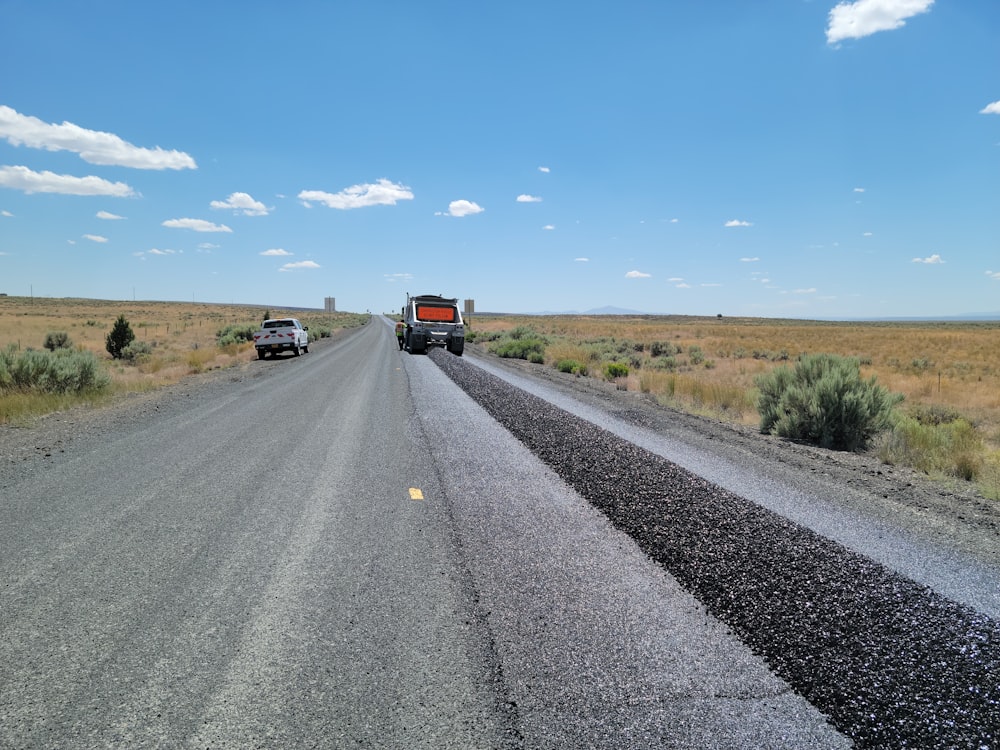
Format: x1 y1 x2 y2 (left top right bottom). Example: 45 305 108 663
468 314 1000 448
0 296 365 421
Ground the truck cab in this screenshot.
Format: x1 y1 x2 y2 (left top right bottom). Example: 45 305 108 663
402 295 464 356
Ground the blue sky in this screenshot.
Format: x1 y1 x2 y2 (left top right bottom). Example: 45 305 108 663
1 0 997 318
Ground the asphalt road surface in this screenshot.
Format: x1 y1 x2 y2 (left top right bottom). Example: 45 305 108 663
1 319 994 748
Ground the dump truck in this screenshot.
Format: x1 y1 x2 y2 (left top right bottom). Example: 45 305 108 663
402 294 464 356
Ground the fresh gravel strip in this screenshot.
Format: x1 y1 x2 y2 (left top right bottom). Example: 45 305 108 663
430 349 999 749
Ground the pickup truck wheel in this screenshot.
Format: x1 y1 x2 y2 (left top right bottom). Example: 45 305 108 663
303 345 309 353
257 349 266 360
293 346 300 356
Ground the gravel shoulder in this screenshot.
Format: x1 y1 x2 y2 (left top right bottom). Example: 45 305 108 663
461 345 1000 568
3 335 997 566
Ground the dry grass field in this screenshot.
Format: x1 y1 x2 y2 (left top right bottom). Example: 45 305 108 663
0 296 366 423
468 314 1000 499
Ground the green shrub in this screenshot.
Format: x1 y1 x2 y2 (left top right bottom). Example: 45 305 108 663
43 331 73 351
216 323 257 346
491 338 546 360
121 341 153 363
556 358 587 375
756 353 902 451
0 345 109 394
105 314 135 359
604 361 630 380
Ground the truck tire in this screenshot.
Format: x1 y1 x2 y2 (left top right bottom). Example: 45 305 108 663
303 345 309 353
449 341 464 356
293 346 300 356
257 349 266 360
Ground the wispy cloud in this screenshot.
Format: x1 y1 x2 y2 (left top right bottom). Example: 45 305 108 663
854 187 866 193
625 270 651 279
543 224 555 231
162 218 232 233
96 210 125 220
298 179 413 209
211 191 270 216
147 248 178 256
826 0 934 45
0 165 135 196
986 270 1000 280
2 210 13 217
437 199 484 218
83 234 107 243
912 253 944 264
0 105 196 170
516 194 542 203
538 166 550 173
260 248 292 256
385 272 414 283
740 257 760 262
793 288 818 294
980 101 1000 115
280 260 320 271
724 219 753 227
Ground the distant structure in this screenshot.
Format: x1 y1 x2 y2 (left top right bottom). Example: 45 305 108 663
464 299 475 316
324 297 336 313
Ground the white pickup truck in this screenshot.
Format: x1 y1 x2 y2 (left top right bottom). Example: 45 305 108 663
253 318 309 359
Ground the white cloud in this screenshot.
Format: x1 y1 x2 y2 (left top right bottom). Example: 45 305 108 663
0 165 135 196
543 224 555 231
439 199 484 218
2 210 13 217
83 234 107 243
669 218 679 223
298 179 413 209
280 260 320 271
147 248 178 256
854 187 866 193
516 194 542 203
162 218 232 233
980 101 1000 115
986 270 1000 280
863 231 873 236
260 248 292 256
724 219 753 227
912 253 944 264
625 270 651 279
0 105 196 170
826 0 934 45
793 288 818 294
198 242 219 251
740 257 760 262
211 191 270 216
96 210 125 220
538 166 550 173
574 257 589 262
385 272 414 283
675 282 691 289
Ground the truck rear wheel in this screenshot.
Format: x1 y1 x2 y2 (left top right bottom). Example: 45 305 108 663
257 349 266 360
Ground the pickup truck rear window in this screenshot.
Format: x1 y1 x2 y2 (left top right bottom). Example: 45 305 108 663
264 320 296 328
416 305 456 323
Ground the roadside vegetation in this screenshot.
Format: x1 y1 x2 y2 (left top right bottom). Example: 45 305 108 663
467 314 1000 500
0 296 368 425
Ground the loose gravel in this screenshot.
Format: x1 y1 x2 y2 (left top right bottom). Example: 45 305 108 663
430 348 1000 749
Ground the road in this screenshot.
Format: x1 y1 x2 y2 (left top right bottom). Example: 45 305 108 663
0 319 994 748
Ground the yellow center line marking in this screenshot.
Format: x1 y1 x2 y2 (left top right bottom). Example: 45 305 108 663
408 488 424 501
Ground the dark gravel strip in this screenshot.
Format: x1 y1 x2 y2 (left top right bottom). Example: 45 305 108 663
430 349 1000 749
